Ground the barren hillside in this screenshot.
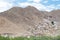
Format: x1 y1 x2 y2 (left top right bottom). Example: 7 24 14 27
0 6 60 37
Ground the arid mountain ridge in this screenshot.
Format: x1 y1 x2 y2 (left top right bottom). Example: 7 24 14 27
0 6 60 37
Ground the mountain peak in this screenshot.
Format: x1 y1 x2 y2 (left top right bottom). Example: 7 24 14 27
25 6 36 9
10 6 23 10
26 6 35 8
24 6 39 12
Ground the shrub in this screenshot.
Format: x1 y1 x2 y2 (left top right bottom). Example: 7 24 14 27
51 21 54 25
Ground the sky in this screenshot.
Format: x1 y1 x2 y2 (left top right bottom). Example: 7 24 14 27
0 0 60 12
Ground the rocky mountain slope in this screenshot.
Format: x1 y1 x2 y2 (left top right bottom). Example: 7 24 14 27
0 6 60 37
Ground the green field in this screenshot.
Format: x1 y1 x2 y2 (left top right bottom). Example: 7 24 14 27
0 36 60 40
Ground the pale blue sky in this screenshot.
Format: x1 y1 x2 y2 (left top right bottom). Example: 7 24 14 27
0 0 60 12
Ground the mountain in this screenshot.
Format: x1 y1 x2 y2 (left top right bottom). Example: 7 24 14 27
0 6 60 37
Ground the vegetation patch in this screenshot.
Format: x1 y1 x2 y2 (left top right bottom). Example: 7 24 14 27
0 36 60 40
